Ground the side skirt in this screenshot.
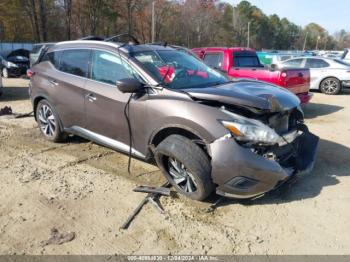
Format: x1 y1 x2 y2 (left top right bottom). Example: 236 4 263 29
65 126 146 159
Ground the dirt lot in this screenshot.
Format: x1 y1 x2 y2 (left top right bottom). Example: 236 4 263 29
0 78 349 255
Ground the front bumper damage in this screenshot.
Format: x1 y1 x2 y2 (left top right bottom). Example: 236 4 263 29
209 126 319 199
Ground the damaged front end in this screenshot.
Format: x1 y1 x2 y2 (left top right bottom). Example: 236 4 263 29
209 106 319 199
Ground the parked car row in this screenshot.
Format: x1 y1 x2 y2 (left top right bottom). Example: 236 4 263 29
27 35 319 201
278 57 350 95
255 49 350 95
192 47 312 104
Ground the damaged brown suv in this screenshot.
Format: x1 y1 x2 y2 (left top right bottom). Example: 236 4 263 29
29 36 319 201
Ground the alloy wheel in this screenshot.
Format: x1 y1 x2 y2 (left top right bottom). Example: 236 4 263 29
167 157 198 193
38 104 56 137
321 79 339 94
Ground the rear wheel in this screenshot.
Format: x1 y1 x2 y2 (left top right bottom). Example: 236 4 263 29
36 100 67 142
320 77 341 95
2 68 8 78
155 134 214 201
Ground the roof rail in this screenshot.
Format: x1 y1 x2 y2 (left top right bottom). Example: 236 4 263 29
80 35 105 41
104 33 140 45
147 41 167 47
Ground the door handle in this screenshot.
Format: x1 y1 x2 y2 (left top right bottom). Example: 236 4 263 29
86 93 97 102
298 73 304 77
49 80 58 86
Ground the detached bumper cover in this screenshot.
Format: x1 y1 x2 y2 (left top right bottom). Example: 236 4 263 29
209 128 319 199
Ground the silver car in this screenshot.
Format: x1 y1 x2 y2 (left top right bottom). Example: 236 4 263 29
279 57 350 95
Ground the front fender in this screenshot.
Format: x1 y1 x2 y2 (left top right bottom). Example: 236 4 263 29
134 97 231 156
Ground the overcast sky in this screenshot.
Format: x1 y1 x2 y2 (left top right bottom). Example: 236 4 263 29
223 0 349 34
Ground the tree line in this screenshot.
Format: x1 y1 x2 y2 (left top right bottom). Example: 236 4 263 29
0 0 349 50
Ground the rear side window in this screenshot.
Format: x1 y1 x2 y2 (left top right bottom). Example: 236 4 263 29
91 50 140 85
305 58 329 68
59 49 91 77
31 45 43 54
279 55 292 61
203 53 223 69
233 52 261 67
283 58 303 67
40 51 62 68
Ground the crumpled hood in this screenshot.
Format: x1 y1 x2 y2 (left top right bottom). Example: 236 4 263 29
183 80 301 112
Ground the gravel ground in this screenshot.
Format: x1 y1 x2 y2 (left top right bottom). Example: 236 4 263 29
0 78 349 255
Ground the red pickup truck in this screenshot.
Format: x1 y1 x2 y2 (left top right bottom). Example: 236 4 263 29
192 47 312 104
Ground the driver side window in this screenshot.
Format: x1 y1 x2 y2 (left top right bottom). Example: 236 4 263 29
91 50 141 85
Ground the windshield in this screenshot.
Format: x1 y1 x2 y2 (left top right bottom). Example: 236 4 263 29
8 56 28 62
132 50 229 89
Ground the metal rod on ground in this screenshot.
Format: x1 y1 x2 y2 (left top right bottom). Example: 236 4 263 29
121 182 170 230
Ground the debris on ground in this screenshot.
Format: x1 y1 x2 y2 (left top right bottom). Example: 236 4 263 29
0 106 33 118
121 182 170 230
0 106 12 116
41 228 76 246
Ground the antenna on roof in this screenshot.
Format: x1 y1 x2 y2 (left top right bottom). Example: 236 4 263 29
104 33 140 45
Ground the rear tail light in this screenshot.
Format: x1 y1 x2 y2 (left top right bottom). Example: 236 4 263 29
27 69 35 78
281 71 287 78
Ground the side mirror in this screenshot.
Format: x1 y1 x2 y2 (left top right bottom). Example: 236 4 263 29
269 64 277 71
116 78 144 93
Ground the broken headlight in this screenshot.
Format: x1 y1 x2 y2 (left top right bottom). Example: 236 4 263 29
220 109 280 145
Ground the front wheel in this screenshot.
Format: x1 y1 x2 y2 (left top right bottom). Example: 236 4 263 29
320 77 341 95
154 134 214 201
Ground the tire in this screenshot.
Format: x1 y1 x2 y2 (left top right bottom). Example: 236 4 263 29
320 77 341 95
2 68 9 78
35 99 67 142
154 134 214 201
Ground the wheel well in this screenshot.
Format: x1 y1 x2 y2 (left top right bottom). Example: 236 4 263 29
33 96 45 120
151 127 210 157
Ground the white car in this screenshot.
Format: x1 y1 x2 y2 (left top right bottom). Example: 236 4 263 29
279 57 350 95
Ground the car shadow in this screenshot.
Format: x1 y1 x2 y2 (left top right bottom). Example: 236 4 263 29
303 103 343 119
207 138 350 208
0 86 29 102
66 134 89 144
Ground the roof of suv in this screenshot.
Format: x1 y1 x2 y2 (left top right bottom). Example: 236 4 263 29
192 47 256 52
52 40 176 53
